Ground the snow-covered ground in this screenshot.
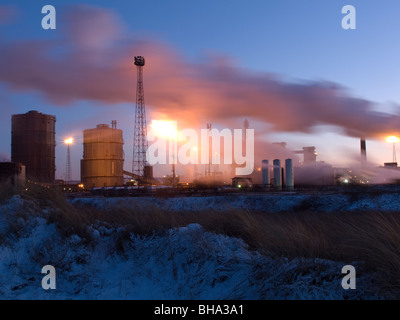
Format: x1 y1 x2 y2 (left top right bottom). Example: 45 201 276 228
0 194 390 299
70 190 400 213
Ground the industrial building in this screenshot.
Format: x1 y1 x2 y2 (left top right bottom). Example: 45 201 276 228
81 123 124 188
295 146 317 164
294 162 335 186
232 176 252 188
0 162 25 186
11 110 56 183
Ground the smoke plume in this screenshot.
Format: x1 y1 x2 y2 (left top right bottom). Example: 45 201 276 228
0 4 399 139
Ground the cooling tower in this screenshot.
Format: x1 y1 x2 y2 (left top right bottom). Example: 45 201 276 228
81 124 124 188
11 110 56 183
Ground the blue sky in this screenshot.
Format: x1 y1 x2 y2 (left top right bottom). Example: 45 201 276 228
1 1 400 180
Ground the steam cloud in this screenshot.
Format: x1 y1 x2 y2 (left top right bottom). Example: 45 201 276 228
0 4 399 139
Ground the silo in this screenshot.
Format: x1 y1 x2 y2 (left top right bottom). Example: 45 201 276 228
11 110 56 183
81 124 124 188
261 160 269 186
285 159 294 191
273 159 282 190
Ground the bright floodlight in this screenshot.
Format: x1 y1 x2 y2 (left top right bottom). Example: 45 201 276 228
387 136 399 143
150 120 177 139
64 138 73 145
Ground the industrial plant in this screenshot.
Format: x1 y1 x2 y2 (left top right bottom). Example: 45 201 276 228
1 56 400 195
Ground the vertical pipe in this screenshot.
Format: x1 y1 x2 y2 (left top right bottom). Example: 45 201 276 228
273 159 281 190
285 159 294 191
172 163 176 188
262 160 269 187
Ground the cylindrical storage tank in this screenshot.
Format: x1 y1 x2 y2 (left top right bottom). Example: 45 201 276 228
273 159 281 190
261 160 269 187
81 124 124 188
285 159 294 191
11 110 56 183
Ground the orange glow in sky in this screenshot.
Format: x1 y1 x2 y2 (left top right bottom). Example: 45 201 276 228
150 120 178 139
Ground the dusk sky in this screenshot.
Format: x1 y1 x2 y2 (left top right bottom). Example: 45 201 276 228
1 0 400 180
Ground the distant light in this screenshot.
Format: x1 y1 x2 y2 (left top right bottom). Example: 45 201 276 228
387 136 399 143
238 184 242 188
344 179 349 184
150 120 177 139
65 137 73 145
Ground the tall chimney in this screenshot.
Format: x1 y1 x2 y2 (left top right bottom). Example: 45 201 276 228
360 138 367 165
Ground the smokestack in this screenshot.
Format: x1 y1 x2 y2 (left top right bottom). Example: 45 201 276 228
273 159 282 190
285 159 294 191
360 138 367 165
